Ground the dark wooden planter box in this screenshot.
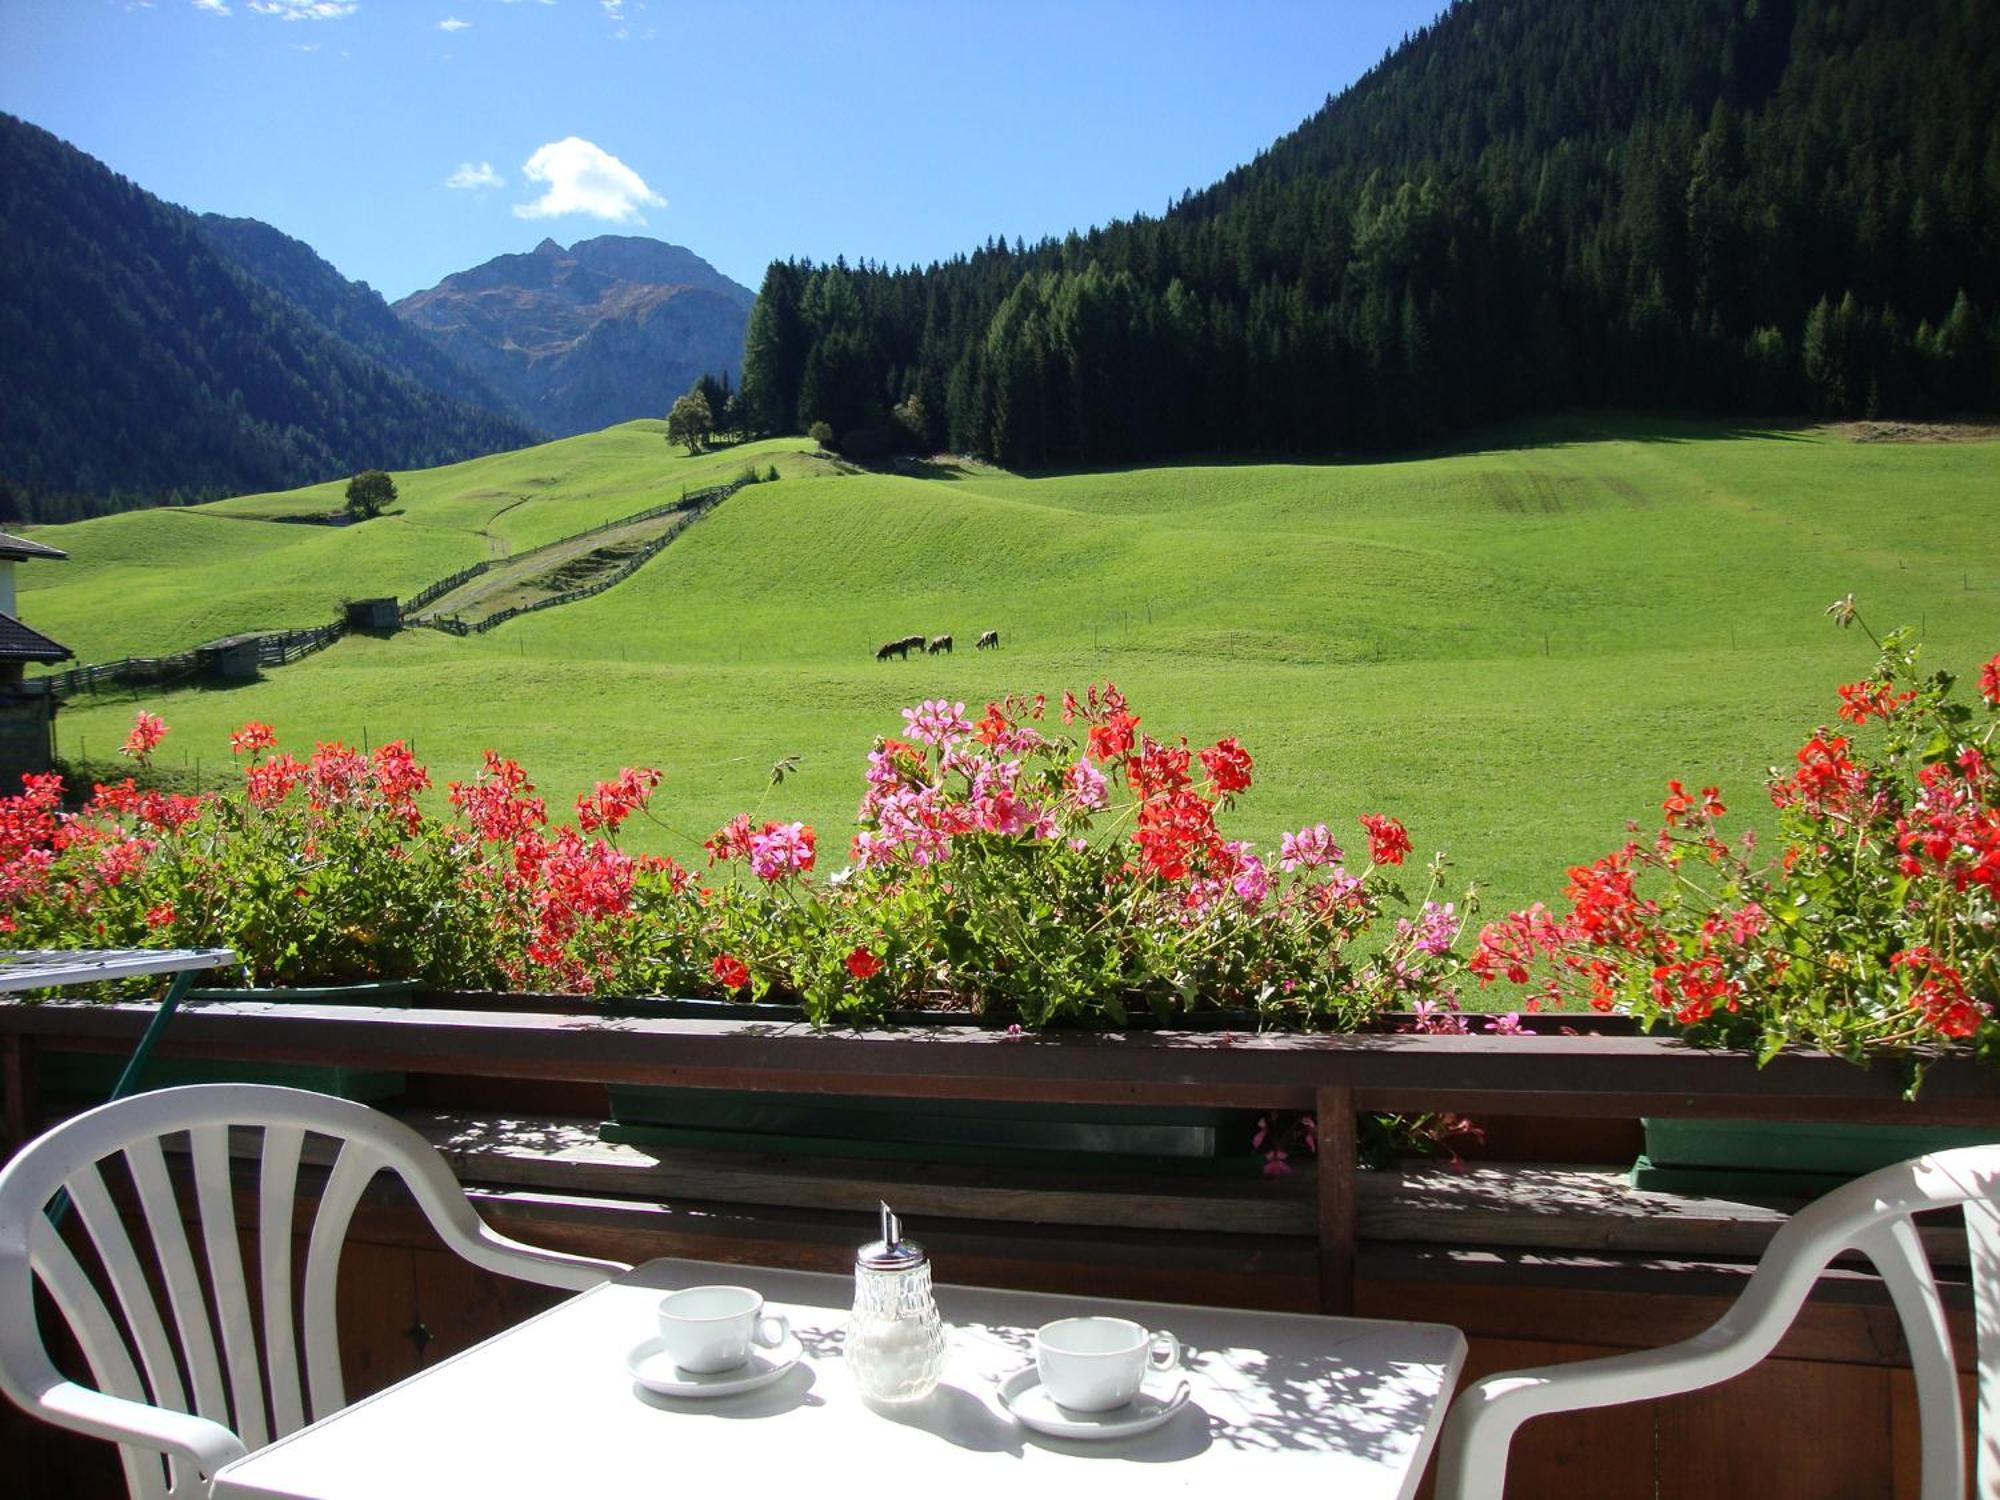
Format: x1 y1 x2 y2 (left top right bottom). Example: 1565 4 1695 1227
603 1085 1264 1175
1632 1116 2000 1199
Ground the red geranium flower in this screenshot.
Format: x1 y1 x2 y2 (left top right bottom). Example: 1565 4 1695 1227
1198 737 1254 795
1359 813 1412 866
1662 779 1694 827
121 711 168 762
974 703 1012 748
1891 948 1987 1039
230 721 276 757
710 954 751 990
1087 712 1139 763
844 947 882 980
1836 680 1916 725
1979 653 2000 707
577 767 661 834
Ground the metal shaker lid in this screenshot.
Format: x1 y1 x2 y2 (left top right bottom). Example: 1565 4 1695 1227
857 1201 927 1270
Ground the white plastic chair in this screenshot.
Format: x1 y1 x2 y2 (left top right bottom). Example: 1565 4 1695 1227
1433 1144 2000 1500
0 1083 629 1498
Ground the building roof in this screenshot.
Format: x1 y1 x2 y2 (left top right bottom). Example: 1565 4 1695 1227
0 529 67 562
0 612 72 663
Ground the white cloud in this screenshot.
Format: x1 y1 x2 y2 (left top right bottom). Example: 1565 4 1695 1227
191 1 231 15
604 0 655 37
512 137 663 223
439 15 470 29
446 160 504 191
246 0 357 18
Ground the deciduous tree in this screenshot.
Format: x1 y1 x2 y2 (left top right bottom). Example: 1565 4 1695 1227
666 392 714 456
344 469 395 519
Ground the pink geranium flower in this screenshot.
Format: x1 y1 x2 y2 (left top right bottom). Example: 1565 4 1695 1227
1280 823 1341 871
749 821 817 880
1065 759 1109 811
902 699 972 748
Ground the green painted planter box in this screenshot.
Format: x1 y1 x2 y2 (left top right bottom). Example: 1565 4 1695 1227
34 981 418 1104
40 1051 405 1103
1631 1117 2000 1200
602 1086 1263 1176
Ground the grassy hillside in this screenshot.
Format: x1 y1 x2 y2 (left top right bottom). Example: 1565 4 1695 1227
34 418 2000 928
19 426 815 663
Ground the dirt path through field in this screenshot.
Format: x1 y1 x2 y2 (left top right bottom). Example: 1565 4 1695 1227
414 507 694 625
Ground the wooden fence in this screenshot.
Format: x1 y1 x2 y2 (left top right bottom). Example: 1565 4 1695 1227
256 622 344 667
37 620 344 700
414 477 747 636
33 653 200 699
398 561 493 617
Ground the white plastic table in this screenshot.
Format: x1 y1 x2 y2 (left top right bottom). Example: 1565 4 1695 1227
211 1256 1466 1499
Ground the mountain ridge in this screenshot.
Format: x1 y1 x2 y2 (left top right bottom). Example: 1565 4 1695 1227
197 213 527 424
0 112 540 522
392 235 754 438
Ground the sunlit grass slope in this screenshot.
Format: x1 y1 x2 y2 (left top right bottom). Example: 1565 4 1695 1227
46 418 2000 923
18 426 815 662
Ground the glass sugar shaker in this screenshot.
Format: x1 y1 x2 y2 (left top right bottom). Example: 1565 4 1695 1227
846 1201 947 1403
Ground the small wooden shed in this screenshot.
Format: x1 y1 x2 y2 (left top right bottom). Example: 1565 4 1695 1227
194 634 263 683
344 597 400 632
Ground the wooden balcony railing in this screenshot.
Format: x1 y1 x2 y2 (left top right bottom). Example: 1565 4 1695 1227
5 993 1998 1496
6 992 1998 1312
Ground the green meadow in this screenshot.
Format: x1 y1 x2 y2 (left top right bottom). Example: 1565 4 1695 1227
25 417 2000 924
21 429 822 664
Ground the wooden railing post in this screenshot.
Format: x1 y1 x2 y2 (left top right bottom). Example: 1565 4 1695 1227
1315 1084 1357 1315
3 1033 39 1153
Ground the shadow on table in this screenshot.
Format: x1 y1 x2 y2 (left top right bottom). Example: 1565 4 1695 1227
951 1313 1438 1469
632 1362 821 1419
867 1383 1026 1455
1192 1336 1439 1467
794 1325 846 1363
870 1377 1215 1464
1022 1405 1214 1465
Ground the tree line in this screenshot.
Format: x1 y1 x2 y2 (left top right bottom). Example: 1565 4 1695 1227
739 0 1998 468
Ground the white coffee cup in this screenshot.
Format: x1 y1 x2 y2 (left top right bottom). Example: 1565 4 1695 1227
657 1285 790 1374
1034 1316 1180 1412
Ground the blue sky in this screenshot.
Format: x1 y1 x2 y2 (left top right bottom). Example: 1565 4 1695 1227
3 0 1445 301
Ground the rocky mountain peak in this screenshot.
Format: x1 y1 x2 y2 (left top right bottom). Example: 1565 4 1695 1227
390 235 754 438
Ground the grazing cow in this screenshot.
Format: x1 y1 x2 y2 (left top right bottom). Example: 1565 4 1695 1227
975 629 1000 651
875 639 911 661
899 634 927 653
927 634 953 655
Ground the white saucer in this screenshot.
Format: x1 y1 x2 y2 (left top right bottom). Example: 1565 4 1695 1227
995 1366 1192 1440
625 1334 803 1398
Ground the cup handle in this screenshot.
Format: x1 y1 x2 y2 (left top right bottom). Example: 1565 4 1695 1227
754 1311 791 1350
1148 1329 1181 1373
